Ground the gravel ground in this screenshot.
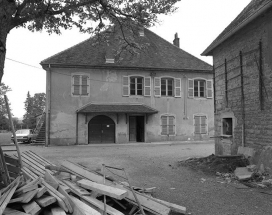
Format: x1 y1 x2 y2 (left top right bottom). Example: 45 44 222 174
6 141 272 215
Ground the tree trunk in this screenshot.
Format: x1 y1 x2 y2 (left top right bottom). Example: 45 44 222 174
0 0 16 84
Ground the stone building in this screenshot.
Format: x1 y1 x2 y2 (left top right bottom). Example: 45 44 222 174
202 0 272 169
41 27 213 145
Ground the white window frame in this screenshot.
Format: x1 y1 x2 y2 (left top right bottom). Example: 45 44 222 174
130 76 144 96
193 114 208 134
71 73 90 97
161 78 174 97
122 75 151 97
154 76 181 98
160 114 176 136
188 77 213 99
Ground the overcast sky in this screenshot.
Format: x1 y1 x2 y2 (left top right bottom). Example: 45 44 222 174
3 0 251 119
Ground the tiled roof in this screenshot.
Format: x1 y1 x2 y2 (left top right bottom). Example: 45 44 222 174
202 0 272 56
76 103 158 114
41 28 212 71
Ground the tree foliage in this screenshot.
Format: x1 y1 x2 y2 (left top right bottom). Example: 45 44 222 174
0 0 180 83
23 92 46 129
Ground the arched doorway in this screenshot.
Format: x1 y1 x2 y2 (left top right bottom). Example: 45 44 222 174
88 115 115 143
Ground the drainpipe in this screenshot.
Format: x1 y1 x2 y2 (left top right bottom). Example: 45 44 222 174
183 75 188 119
76 112 78 145
45 64 51 147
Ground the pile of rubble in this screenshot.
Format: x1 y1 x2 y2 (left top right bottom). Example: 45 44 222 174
179 154 272 189
0 150 186 215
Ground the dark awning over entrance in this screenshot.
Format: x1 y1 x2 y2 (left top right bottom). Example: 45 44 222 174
76 103 158 114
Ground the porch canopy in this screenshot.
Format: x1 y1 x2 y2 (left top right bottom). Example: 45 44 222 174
76 103 158 114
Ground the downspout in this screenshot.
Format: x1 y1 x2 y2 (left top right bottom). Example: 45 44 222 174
45 64 51 147
183 75 188 119
76 112 78 145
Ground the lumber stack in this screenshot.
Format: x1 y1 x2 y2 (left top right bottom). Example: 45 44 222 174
0 150 186 215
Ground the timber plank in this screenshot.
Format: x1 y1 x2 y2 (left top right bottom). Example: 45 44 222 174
6 164 21 174
28 151 54 166
70 196 101 215
45 170 59 189
62 180 90 196
20 155 45 175
22 201 41 215
3 207 30 215
36 195 56 207
35 186 47 198
21 154 47 172
60 161 170 215
22 167 38 180
149 198 186 214
14 184 38 196
81 195 124 215
42 180 71 213
77 179 127 200
22 151 48 168
0 177 21 214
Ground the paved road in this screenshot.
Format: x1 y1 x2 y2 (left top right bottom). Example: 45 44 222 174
6 141 272 215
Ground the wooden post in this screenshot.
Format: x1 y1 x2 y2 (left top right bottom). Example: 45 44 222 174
259 41 264 110
224 59 228 107
4 95 23 168
240 51 245 147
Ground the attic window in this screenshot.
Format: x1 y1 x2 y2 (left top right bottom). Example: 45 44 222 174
105 58 114 64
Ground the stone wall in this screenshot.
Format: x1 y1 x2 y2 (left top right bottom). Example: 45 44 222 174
212 8 272 159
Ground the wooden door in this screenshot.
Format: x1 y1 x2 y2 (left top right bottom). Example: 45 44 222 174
89 115 115 143
129 116 136 142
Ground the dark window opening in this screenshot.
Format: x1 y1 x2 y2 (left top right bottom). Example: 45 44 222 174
222 118 233 135
161 78 173 96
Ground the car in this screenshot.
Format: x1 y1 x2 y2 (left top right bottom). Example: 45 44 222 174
11 129 37 144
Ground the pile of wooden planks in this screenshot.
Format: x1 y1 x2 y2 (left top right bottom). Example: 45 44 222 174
0 150 186 215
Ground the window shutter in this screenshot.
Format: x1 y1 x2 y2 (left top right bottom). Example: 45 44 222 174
206 80 213 98
81 75 89 95
168 116 175 135
154 77 161 97
200 116 207 134
123 76 130 96
174 78 182 98
161 116 167 135
194 116 201 134
144 77 151 96
188 79 194 98
73 75 80 95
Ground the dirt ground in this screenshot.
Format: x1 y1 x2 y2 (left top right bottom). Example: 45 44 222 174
5 141 272 215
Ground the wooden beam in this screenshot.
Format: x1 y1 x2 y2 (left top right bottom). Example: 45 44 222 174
36 195 57 207
77 179 128 200
81 195 124 215
62 180 90 196
3 207 29 215
70 195 101 215
60 161 171 215
22 201 41 215
45 169 59 189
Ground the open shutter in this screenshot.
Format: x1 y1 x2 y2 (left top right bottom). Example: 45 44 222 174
144 77 151 96
200 116 207 134
73 75 80 95
122 76 129 96
206 80 213 98
168 116 175 135
161 116 168 135
174 78 182 98
81 75 89 95
188 79 194 98
154 77 161 97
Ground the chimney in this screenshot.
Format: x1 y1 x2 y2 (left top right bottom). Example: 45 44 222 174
173 33 180 48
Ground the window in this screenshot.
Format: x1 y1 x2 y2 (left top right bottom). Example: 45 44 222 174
161 78 174 96
154 77 181 97
188 79 213 99
222 118 233 135
161 115 175 135
194 80 205 97
72 74 90 96
130 77 143 96
194 115 207 134
123 76 151 97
